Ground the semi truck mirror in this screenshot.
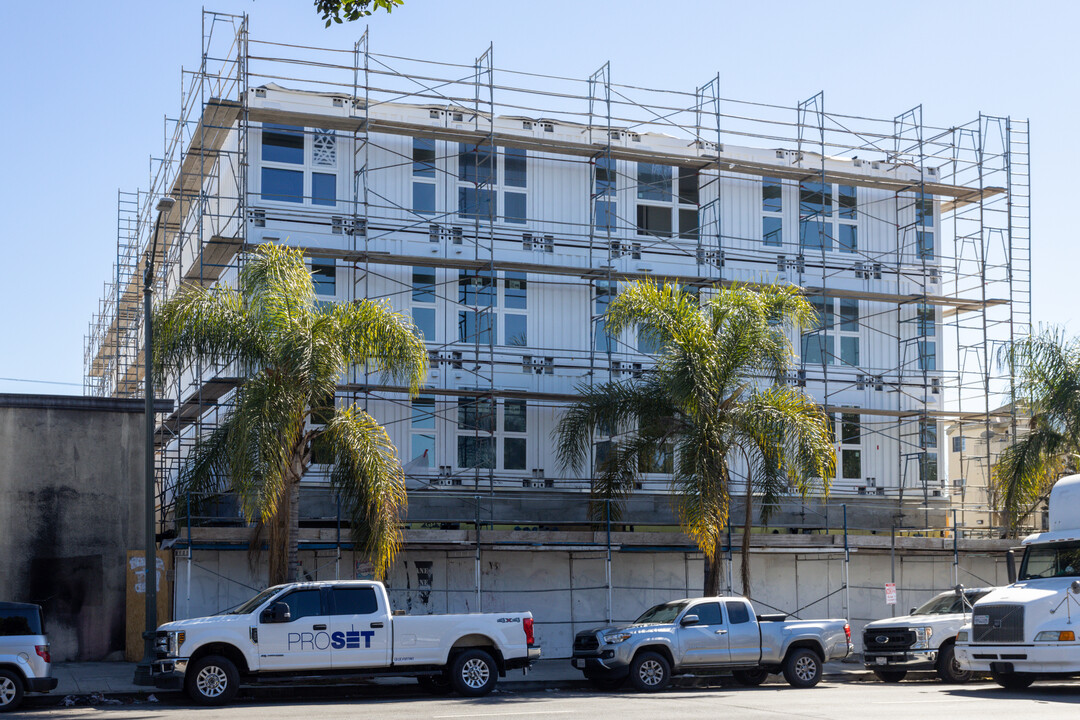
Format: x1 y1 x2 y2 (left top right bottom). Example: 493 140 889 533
1006 550 1017 584
680 614 700 627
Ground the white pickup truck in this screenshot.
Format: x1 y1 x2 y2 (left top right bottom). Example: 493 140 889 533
150 580 540 704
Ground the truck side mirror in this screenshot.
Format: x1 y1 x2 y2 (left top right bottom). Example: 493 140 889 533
1071 580 1080 595
262 602 291 623
680 614 700 627
909 607 917 615
1006 549 1017 584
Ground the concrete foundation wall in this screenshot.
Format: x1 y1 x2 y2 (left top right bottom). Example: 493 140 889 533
173 538 1010 659
0 396 147 662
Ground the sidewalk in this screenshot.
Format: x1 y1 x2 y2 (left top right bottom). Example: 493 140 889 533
46 657 873 699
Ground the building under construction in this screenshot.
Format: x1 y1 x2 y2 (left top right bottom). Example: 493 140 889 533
83 12 1030 624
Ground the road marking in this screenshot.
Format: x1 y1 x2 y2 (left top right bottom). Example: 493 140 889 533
871 698 983 704
432 712 575 719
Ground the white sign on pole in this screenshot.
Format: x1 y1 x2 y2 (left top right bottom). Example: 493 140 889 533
885 582 897 605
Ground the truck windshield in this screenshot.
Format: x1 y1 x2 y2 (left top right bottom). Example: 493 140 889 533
633 601 689 625
225 586 285 615
912 591 990 615
1020 540 1080 580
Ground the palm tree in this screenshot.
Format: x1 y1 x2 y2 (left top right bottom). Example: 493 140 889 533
995 328 1080 537
554 280 835 596
153 243 427 585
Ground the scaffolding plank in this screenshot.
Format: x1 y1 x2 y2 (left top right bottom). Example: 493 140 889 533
182 236 243 286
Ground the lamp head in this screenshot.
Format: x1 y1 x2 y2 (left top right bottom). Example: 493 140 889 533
156 196 176 214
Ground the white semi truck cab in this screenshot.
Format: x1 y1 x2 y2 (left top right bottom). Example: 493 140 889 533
955 473 1080 689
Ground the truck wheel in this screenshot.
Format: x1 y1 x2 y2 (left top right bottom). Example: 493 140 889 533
732 668 770 686
0 670 24 713
783 648 822 688
417 673 453 695
990 669 1034 691
450 649 498 697
185 654 240 705
872 669 907 683
936 644 972 684
629 651 671 692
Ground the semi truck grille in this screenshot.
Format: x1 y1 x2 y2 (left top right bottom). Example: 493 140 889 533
573 635 599 652
863 628 915 652
972 604 1024 643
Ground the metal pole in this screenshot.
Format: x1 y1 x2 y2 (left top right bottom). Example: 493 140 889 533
606 499 612 623
952 508 959 587
336 494 342 580
186 492 191 620
843 504 850 622
475 495 481 612
890 522 896 618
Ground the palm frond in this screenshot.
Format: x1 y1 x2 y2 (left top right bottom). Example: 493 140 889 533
335 298 429 394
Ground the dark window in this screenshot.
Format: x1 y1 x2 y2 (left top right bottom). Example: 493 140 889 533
262 124 304 164
762 177 783 213
504 437 526 470
917 304 935 336
842 449 862 479
459 143 496 185
413 182 435 215
724 601 751 625
596 156 616 196
678 170 699 205
920 452 938 485
311 260 336 296
504 272 527 309
921 419 938 449
331 587 378 616
413 306 434 340
802 333 833 365
458 397 495 431
413 268 437 303
595 440 613 471
841 337 859 366
839 299 858 331
595 200 617 232
919 341 937 371
505 148 527 188
800 181 830 217
637 163 672 201
262 167 303 203
640 445 673 474
952 436 965 453
763 216 782 247
838 185 857 219
504 314 527 346
841 414 860 444
800 219 830 251
279 590 323 621
838 225 857 254
595 282 616 353
504 399 527 432
809 296 833 329
312 172 336 206
413 138 436 177
690 602 724 626
459 310 495 345
504 192 527 224
0 607 42 636
678 208 699 240
459 187 495 219
917 230 934 259
916 192 934 227
637 205 672 237
458 436 495 469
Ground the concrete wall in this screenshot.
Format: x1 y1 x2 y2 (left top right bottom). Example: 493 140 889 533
172 535 1010 659
0 395 152 662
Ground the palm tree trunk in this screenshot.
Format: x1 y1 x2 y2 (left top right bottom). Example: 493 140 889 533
703 540 723 596
286 472 300 582
740 489 753 597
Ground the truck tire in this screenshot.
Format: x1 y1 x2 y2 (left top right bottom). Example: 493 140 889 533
629 651 671 692
936 643 972 684
782 648 822 688
732 668 770 686
872 669 907 683
0 670 24 713
417 673 453 695
990 669 1034 691
185 654 240 705
450 649 498 697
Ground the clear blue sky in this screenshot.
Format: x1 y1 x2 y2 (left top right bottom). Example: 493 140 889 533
0 0 1075 394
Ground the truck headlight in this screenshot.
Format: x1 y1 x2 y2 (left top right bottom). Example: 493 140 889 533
911 626 934 650
1035 630 1076 642
956 631 969 643
603 632 632 644
160 631 186 656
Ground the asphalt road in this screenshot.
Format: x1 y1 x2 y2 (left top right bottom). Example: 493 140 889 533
18 677 1080 719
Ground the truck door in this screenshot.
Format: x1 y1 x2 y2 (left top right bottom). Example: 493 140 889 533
723 600 760 664
677 602 731 666
329 585 391 668
258 588 332 670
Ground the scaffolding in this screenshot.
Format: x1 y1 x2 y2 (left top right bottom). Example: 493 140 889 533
83 10 1031 539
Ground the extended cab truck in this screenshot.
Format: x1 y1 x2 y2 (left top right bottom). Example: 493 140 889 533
0 602 57 713
571 596 852 691
862 587 994 683
151 580 540 704
956 474 1080 690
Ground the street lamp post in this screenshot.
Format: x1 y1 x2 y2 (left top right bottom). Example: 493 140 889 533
133 195 175 686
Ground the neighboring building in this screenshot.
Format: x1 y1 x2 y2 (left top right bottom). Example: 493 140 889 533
83 12 1029 596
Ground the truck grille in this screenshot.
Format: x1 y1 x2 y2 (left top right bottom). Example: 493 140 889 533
863 628 915 652
972 604 1025 643
573 635 599 652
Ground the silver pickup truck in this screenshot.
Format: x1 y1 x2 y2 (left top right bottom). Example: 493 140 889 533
571 596 852 691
